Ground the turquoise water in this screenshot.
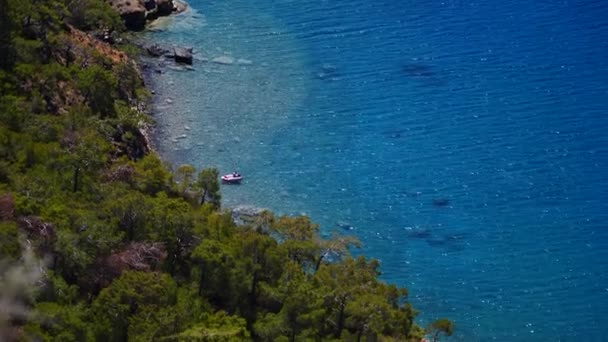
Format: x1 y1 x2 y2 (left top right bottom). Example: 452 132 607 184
143 0 608 340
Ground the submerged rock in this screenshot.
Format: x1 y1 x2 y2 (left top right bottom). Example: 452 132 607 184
174 47 193 65
426 233 468 252
402 63 435 77
405 227 432 239
432 198 450 207
146 44 168 57
237 58 253 65
317 63 339 80
336 221 355 231
232 205 269 227
212 56 235 65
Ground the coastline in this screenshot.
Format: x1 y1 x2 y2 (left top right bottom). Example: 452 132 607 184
132 0 190 155
3 0 605 339
0 1 450 340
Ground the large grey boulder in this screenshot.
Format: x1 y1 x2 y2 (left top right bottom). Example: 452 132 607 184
146 44 168 57
174 47 193 65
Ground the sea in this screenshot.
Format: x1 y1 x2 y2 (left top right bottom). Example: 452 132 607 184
141 0 608 340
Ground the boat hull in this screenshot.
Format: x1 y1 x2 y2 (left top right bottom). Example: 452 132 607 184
221 175 243 184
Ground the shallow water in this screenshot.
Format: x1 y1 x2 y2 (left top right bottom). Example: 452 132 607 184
143 0 608 340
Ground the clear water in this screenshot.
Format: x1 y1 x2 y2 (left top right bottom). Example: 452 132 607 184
143 0 608 340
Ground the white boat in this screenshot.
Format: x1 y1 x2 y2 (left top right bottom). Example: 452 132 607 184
221 172 243 184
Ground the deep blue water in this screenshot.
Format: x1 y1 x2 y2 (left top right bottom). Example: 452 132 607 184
143 0 608 340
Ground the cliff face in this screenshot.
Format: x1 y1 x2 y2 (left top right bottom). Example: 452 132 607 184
108 0 177 30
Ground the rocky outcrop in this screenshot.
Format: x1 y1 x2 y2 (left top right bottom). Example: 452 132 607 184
146 43 168 57
108 0 180 30
231 205 269 227
156 0 175 16
174 47 193 65
173 0 187 13
143 0 156 11
108 0 147 31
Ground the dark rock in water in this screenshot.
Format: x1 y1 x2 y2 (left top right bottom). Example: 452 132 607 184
144 0 157 11
321 63 337 73
143 0 174 18
426 232 468 251
122 11 147 31
406 227 431 239
156 0 175 16
402 63 435 77
432 198 450 207
174 47 193 65
337 221 354 231
445 233 468 241
146 44 168 57
317 63 339 80
425 238 446 247
146 10 159 21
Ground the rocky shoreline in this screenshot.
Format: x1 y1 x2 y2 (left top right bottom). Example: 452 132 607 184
109 0 188 31
100 0 191 155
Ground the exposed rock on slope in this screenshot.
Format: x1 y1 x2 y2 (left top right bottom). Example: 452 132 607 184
108 0 179 30
109 0 147 31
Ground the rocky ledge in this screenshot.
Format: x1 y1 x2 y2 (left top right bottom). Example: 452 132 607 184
109 0 187 31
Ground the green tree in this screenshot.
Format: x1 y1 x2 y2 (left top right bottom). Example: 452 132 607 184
271 215 321 271
191 239 247 310
313 257 380 339
428 318 455 342
176 163 195 194
91 271 177 341
24 302 92 341
0 0 15 70
64 0 124 32
175 311 251 341
237 231 283 314
195 167 221 207
315 233 360 271
146 192 194 275
132 153 173 195
58 129 108 192
76 64 117 117
0 221 20 260
103 188 150 241
0 95 29 132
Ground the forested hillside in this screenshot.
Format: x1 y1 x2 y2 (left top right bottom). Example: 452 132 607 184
0 0 453 340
